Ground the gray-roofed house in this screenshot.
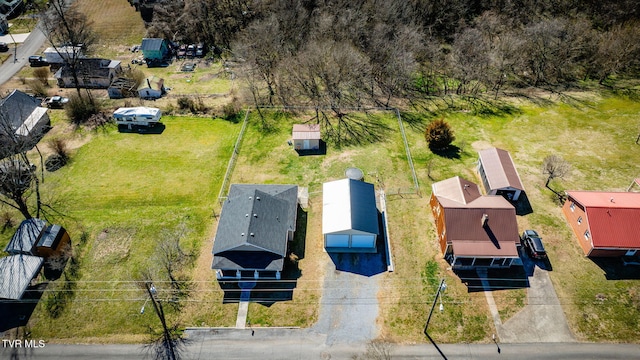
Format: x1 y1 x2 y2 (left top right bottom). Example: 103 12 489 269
0 255 44 300
322 178 379 253
5 218 46 256
429 176 520 269
212 184 298 281
477 147 525 201
4 219 70 258
54 58 122 89
0 89 51 158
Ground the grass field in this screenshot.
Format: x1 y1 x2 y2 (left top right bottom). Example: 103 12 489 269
11 116 242 341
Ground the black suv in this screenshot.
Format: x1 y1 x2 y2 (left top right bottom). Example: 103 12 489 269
521 230 547 259
29 55 48 67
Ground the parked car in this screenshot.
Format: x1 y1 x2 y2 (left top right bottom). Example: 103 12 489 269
186 44 196 58
181 62 196 72
521 230 547 259
29 55 48 67
44 96 69 109
0 42 8 52
195 43 204 58
177 44 186 59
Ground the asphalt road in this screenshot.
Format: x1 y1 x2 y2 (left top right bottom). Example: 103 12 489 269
0 26 47 86
2 337 640 360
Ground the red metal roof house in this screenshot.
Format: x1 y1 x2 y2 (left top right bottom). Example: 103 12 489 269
562 191 640 257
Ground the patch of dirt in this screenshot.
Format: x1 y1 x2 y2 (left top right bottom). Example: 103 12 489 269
92 228 135 263
471 140 492 152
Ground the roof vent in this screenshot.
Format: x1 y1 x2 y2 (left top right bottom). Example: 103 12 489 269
249 196 253 200
241 233 245 236
256 196 260 200
250 233 255 237
481 214 489 227
610 197 615 203
253 213 258 218
245 214 249 217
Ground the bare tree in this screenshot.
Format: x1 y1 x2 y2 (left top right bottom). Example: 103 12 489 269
153 223 194 300
40 0 97 100
542 154 571 188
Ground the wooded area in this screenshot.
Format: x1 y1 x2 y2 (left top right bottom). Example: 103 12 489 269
145 0 640 104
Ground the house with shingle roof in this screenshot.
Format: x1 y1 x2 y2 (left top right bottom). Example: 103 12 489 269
0 89 51 158
562 191 640 257
212 184 298 280
430 176 520 269
477 147 525 201
54 58 122 89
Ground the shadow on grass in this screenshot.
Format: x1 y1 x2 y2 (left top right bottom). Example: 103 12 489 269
399 111 429 132
294 140 327 156
454 266 530 293
590 257 640 280
327 212 387 277
512 192 533 216
0 283 47 332
463 96 522 117
117 123 166 134
430 145 461 159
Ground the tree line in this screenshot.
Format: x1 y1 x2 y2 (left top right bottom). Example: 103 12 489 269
145 0 640 102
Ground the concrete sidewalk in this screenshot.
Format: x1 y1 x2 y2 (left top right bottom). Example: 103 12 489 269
0 33 30 44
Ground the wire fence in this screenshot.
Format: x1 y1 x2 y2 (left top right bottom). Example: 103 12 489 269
217 109 250 205
394 108 420 196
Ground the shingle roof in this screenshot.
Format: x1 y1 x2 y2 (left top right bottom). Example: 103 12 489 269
478 147 524 191
0 90 42 134
5 218 46 255
432 177 519 258
0 255 44 300
292 124 321 140
212 184 298 271
322 178 379 235
567 191 640 249
55 58 120 79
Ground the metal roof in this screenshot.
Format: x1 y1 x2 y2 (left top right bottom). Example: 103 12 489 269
37 224 64 248
322 178 379 235
478 147 524 191
113 107 161 118
212 184 298 271
5 218 46 255
0 255 44 300
567 191 640 249
140 38 165 51
432 177 519 257
292 124 321 140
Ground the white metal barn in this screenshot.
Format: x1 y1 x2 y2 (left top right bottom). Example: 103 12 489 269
113 107 162 127
323 178 379 253
292 124 321 150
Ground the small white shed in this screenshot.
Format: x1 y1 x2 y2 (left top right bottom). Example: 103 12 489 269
322 178 379 253
292 124 321 151
113 107 161 126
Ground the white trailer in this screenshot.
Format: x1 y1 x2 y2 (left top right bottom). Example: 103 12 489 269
113 107 162 127
43 46 83 64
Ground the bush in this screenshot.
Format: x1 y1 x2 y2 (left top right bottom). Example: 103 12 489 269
177 96 207 114
27 80 48 97
33 67 50 86
221 97 242 122
425 118 455 150
65 93 101 125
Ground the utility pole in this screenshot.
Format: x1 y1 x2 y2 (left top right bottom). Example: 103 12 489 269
423 278 448 360
144 282 176 360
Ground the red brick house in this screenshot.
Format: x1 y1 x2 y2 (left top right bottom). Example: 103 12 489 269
562 191 640 257
430 176 520 269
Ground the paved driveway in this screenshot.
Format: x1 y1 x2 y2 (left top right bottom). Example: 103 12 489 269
310 248 386 345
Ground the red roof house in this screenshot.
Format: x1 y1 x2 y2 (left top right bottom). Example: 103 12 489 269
430 176 520 269
562 191 640 257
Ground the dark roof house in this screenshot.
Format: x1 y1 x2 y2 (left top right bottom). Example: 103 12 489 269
0 90 51 158
212 184 298 280
0 255 43 300
430 176 520 269
4 218 46 256
562 191 640 257
54 58 122 89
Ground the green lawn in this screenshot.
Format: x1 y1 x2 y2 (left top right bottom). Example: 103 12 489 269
18 116 241 341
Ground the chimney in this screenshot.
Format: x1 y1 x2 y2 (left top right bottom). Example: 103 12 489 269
481 213 489 227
